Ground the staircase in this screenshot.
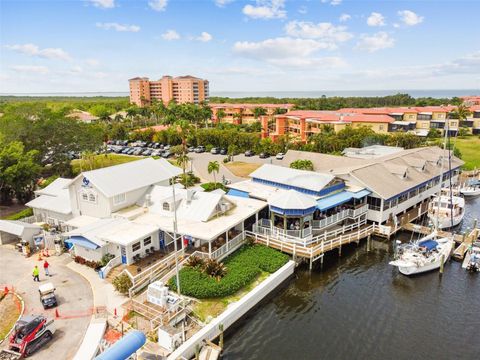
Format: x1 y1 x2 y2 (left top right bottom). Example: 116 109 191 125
105 265 126 282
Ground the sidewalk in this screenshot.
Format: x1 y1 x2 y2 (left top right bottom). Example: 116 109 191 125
67 261 128 318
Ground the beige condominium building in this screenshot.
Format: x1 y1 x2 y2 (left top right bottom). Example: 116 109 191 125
129 75 209 106
210 103 294 125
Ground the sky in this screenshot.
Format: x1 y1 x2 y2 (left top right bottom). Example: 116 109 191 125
0 0 479 94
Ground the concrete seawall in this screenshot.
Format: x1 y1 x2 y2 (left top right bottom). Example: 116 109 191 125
167 260 295 359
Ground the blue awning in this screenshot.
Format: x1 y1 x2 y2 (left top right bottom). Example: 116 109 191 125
418 239 438 251
66 236 100 250
317 191 353 211
350 189 371 199
227 189 250 198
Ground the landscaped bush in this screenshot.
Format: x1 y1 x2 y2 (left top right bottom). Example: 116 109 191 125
112 273 133 294
168 244 288 298
200 182 227 192
4 208 34 220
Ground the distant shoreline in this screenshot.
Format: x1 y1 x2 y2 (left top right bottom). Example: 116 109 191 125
0 89 478 99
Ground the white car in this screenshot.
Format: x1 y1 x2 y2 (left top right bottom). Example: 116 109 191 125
276 153 285 160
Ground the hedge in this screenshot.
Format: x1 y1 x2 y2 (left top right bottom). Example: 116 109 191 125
3 208 34 220
168 244 288 298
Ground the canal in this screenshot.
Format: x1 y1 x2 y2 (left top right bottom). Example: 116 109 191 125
223 196 480 360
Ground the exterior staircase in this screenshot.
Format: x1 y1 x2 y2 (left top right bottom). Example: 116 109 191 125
105 265 126 282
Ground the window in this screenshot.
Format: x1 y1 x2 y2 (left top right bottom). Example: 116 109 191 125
114 193 126 205
132 242 141 252
163 202 170 211
81 192 88 201
143 237 152 246
379 125 384 131
89 193 96 203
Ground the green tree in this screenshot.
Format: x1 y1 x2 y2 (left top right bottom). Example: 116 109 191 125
207 161 220 188
216 109 226 124
289 159 314 171
0 141 41 204
252 107 267 119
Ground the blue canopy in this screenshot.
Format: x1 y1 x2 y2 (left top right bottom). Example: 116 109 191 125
418 239 438 251
317 189 371 211
227 189 250 198
66 236 100 250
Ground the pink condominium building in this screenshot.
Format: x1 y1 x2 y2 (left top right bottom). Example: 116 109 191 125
129 75 209 107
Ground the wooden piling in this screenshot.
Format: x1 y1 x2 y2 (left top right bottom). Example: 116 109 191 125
195 344 200 360
440 254 445 274
338 244 342 257
367 235 371 253
219 323 224 349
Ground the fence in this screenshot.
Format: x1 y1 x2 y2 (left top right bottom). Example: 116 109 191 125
98 256 121 279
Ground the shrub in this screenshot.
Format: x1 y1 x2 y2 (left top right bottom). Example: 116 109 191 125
100 253 115 267
290 159 314 171
186 255 204 268
112 273 133 294
201 182 227 192
169 244 288 298
4 208 34 220
202 259 227 280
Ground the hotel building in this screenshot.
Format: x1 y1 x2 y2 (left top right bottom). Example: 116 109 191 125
210 103 294 125
129 75 209 107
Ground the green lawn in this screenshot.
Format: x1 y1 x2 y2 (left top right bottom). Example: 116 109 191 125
71 154 142 175
455 137 480 170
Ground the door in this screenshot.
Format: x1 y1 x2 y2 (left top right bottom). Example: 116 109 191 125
120 246 127 264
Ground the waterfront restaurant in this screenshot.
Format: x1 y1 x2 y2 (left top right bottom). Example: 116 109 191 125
227 164 371 242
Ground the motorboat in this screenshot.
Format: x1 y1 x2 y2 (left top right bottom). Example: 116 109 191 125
462 242 480 272
390 233 454 275
460 179 480 197
427 195 465 229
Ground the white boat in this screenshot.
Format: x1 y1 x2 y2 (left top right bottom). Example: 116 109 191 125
427 195 465 229
390 233 454 275
460 186 480 197
462 242 480 272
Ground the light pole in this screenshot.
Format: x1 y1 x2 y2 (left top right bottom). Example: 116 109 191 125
171 177 181 295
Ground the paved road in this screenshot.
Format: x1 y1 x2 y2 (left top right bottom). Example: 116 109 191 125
0 246 93 360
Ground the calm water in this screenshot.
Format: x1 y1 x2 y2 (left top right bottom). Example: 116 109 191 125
223 197 480 360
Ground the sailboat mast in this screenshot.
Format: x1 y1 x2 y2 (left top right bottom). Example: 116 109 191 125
435 122 449 230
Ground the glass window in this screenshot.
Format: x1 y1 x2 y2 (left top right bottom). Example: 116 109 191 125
132 242 141 252
81 192 88 201
144 237 152 246
114 193 126 205
163 202 170 211
89 193 96 202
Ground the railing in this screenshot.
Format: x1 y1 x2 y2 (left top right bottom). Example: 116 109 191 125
211 232 246 261
312 204 368 229
18 215 38 224
98 256 121 279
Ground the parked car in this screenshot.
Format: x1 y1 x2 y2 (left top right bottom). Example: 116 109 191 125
151 150 161 157
133 148 144 156
259 152 270 159
245 150 255 157
187 146 195 153
162 150 173 158
220 148 228 155
142 149 152 156
195 146 206 153
276 152 285 160
121 140 129 146
121 148 130 154
39 282 57 309
127 148 136 155
163 145 171 151
211 147 219 154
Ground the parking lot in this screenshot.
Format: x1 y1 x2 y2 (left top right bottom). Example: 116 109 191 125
0 247 93 360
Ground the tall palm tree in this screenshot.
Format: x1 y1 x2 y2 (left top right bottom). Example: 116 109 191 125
216 109 226 125
252 106 267 120
176 119 192 186
208 161 220 188
232 112 242 125
451 104 471 123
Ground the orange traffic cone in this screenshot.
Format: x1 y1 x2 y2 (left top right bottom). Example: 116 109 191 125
4 286 8 295
114 308 117 318
37 252 43 261
55 309 60 318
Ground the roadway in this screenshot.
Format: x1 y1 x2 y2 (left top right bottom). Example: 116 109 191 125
0 246 93 360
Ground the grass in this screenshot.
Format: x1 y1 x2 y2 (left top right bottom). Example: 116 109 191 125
192 271 270 322
0 292 21 340
2 207 33 220
454 136 480 170
224 161 261 178
71 154 142 175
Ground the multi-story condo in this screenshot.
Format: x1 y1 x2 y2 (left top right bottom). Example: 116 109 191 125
129 75 209 107
210 103 294 125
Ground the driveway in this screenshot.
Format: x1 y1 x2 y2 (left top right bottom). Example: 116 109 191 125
0 246 93 360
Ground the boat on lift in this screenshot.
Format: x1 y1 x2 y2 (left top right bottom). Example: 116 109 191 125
427 195 465 229
462 242 480 272
460 179 480 197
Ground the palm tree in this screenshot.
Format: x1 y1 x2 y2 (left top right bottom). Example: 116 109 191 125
232 112 242 125
451 104 471 123
252 106 267 120
176 119 192 186
216 109 226 125
208 161 220 188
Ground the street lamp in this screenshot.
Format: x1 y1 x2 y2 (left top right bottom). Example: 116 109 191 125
171 177 181 295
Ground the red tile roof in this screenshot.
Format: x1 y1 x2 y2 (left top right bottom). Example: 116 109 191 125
282 110 395 123
210 103 294 109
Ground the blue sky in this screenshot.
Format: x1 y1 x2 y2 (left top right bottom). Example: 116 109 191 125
1 0 479 93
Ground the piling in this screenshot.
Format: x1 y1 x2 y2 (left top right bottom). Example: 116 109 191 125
338 245 342 257
367 235 371 253
440 255 445 274
219 324 224 349
195 344 200 360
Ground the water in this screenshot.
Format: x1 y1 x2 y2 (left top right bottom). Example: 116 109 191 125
1 89 478 99
223 197 480 360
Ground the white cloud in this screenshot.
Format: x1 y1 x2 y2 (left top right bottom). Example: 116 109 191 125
322 0 342 5
10 65 49 74
214 0 234 7
196 32 213 42
70 66 83 74
5 43 71 61
355 32 394 52
367 12 385 27
243 0 286 20
298 6 307 15
339 13 351 22
162 29 181 40
398 10 424 26
89 0 115 9
285 21 353 44
149 0 168 12
85 58 100 67
232 37 347 69
96 22 140 32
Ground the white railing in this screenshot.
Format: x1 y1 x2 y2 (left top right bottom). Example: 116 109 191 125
128 251 181 286
18 215 38 224
99 256 121 279
312 204 368 230
211 232 246 261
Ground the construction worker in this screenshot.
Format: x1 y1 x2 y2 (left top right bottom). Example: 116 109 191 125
43 260 50 276
32 265 40 282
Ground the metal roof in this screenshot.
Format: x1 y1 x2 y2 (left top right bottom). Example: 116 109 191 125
268 190 317 210
35 178 71 197
26 190 72 214
250 164 334 192
79 158 181 198
0 220 41 236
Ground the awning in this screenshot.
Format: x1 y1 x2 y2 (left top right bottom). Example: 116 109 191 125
227 189 250 198
66 236 101 250
316 190 371 211
418 239 437 251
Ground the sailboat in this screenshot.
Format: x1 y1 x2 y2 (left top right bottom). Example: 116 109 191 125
389 125 455 276
427 194 465 229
